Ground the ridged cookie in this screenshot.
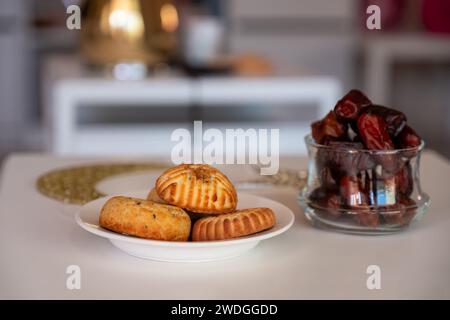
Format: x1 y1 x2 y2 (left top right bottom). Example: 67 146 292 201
147 188 168 204
155 164 237 214
147 188 215 223
99 196 191 241
192 207 276 241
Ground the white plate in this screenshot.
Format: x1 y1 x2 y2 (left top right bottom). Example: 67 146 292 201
76 190 295 262
95 171 160 196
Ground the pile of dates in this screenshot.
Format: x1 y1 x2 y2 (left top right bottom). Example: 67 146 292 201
309 89 422 228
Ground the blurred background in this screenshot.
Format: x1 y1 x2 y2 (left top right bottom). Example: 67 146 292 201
0 0 449 162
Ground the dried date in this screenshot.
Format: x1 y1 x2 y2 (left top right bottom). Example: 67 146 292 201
311 111 347 144
396 125 422 149
364 105 407 136
334 89 371 121
357 112 394 150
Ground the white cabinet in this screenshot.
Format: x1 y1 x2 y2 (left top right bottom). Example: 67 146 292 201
47 70 341 156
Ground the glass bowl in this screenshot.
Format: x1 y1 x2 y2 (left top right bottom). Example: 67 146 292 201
298 135 430 234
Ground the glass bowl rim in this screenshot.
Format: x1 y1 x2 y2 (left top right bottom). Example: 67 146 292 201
304 134 425 154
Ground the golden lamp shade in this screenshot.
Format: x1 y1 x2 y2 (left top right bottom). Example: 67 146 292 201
80 0 179 65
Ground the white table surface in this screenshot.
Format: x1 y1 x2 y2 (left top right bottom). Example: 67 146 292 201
1 152 449 299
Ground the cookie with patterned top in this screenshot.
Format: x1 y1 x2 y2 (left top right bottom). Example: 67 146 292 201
155 164 237 214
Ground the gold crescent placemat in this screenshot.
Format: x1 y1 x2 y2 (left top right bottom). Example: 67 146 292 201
36 163 168 205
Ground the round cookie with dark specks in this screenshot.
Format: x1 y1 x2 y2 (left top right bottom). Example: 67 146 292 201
99 196 191 241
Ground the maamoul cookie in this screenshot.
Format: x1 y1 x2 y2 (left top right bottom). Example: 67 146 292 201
155 164 237 214
99 196 191 241
192 207 276 241
147 188 167 204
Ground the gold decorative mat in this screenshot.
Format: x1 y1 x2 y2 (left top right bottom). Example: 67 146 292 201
236 167 307 190
258 168 307 189
36 163 168 205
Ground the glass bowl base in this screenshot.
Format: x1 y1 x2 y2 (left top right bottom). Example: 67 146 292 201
304 207 403 235
302 204 429 235
298 189 430 235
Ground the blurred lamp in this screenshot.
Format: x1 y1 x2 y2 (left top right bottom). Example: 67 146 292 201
80 0 178 69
